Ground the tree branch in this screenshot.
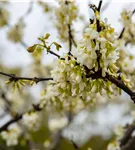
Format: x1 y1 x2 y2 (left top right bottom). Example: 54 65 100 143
97 0 103 12
0 71 53 83
121 137 135 150
0 104 42 132
68 24 72 55
105 74 135 103
65 1 77 55
120 123 135 147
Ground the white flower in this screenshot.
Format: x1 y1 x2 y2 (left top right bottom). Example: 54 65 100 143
73 19 119 76
22 112 41 131
114 125 125 140
107 141 120 150
84 28 99 39
55 0 78 41
1 124 21 146
48 117 68 131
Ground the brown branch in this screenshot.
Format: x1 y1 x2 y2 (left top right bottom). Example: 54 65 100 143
120 123 135 147
0 71 53 83
118 28 125 39
49 50 62 59
68 24 72 55
97 0 103 12
105 74 135 103
86 68 135 103
65 1 77 55
121 137 135 150
71 140 80 150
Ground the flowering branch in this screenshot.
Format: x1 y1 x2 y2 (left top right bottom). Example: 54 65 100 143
105 74 135 102
0 71 53 83
65 3 77 55
20 1 34 21
0 104 41 132
68 24 73 55
120 125 135 150
120 123 135 148
118 9 135 39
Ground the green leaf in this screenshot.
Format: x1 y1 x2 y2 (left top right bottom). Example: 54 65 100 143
53 42 62 51
44 33 50 40
27 44 37 53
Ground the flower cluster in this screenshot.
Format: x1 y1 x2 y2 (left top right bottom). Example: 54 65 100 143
40 55 88 110
73 18 119 77
55 0 78 41
48 117 68 131
22 112 41 131
40 54 120 111
107 141 120 150
1 124 22 146
0 7 9 28
7 20 25 43
114 125 125 140
120 10 135 45
6 91 32 114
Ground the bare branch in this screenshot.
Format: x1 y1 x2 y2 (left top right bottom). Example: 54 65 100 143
20 1 34 20
65 1 77 55
97 0 103 12
120 123 135 147
0 71 53 83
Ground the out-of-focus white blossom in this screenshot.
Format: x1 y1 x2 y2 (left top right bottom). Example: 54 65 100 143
114 125 125 140
48 117 68 131
40 54 120 111
107 141 120 150
44 140 51 148
0 7 9 27
22 112 41 131
6 91 32 114
7 20 25 43
55 0 78 41
120 10 135 45
1 124 22 146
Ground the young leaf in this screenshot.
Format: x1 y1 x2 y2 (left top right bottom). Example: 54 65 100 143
27 44 37 53
53 42 62 51
44 33 50 40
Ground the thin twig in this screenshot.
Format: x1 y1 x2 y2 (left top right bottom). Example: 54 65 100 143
20 1 34 20
68 24 72 55
49 50 61 59
97 0 103 12
0 71 53 83
66 0 77 55
71 140 80 150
